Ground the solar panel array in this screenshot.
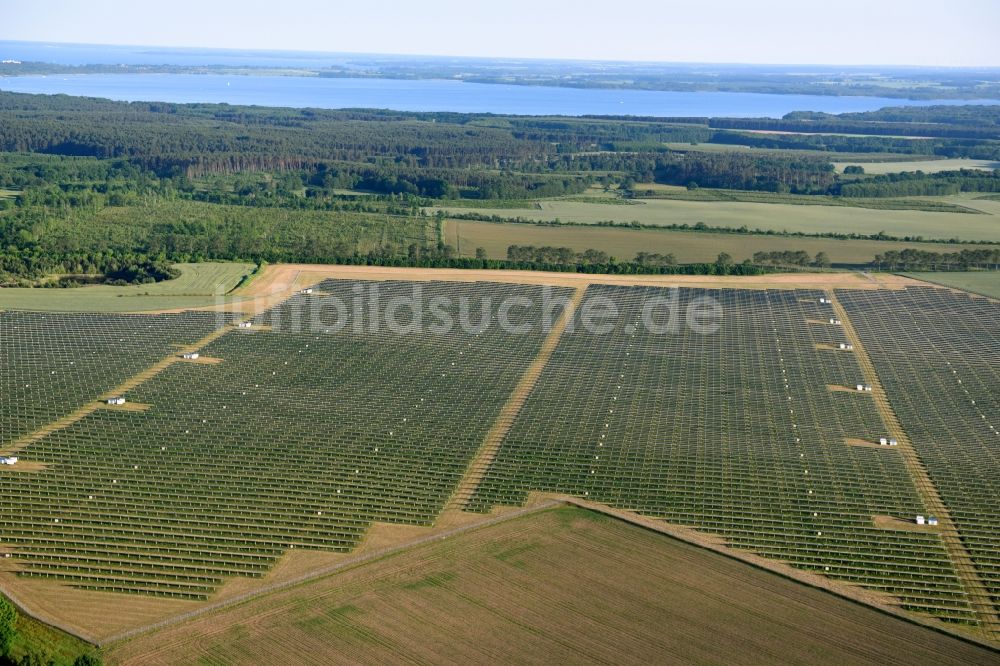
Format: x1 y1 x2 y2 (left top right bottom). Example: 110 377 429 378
839 287 1000 623
470 285 973 622
1 281 993 629
0 281 566 599
0 311 225 448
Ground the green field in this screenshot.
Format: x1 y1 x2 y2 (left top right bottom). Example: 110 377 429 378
432 194 1000 242
903 271 1000 298
445 219 996 264
0 262 256 312
834 158 1000 175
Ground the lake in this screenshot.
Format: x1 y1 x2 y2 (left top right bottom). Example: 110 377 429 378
3 73 998 117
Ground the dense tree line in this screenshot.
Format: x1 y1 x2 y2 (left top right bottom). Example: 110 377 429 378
752 250 831 268
506 244 611 265
695 132 1000 161
0 249 179 287
297 247 773 276
838 169 1000 198
2 91 1000 284
872 248 1000 271
818 105 1000 127
711 111 1000 140
653 152 836 193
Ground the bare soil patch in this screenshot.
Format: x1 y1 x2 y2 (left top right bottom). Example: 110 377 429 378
0 461 50 472
827 384 870 394
873 515 943 533
180 356 224 365
143 264 930 315
846 438 896 450
96 402 151 412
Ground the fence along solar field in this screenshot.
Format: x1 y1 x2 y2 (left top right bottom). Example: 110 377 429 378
469 285 979 624
0 280 567 599
838 287 1000 631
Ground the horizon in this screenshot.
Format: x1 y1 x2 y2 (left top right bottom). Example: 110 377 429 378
4 38 1000 71
3 0 1000 68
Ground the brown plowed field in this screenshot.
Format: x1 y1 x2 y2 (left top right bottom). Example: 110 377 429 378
106 506 998 666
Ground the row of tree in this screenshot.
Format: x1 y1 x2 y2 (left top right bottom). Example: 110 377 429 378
872 248 1000 270
0 249 180 287
838 169 1000 198
752 251 831 267
506 245 611 265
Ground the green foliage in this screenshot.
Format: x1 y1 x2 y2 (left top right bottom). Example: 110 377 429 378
0 197 432 281
751 249 827 267
654 152 836 193
838 169 1000 198
2 90 1000 284
872 247 1000 271
0 606 97 666
714 106 1000 140
0 597 16 657
71 656 101 666
634 252 676 267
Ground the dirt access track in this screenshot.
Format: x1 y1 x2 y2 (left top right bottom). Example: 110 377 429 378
204 263 929 316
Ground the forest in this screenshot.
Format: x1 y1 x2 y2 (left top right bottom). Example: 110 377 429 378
0 91 998 283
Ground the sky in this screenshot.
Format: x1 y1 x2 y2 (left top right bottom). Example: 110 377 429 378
3 0 999 67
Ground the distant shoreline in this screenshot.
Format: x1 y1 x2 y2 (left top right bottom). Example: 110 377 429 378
4 71 999 118
3 40 1000 101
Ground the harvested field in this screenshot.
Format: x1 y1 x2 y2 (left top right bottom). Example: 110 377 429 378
431 195 1000 242
104 506 1000 666
442 219 987 265
834 158 1000 174
234 262 921 296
